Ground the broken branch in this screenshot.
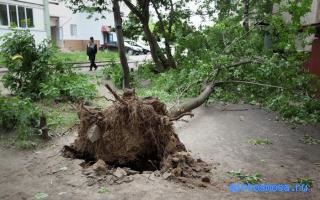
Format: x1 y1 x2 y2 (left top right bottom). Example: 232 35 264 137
169 112 194 121
105 84 128 105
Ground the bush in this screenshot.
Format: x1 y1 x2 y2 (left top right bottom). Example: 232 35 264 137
102 61 124 88
0 29 96 101
40 73 96 101
0 96 40 140
135 18 320 124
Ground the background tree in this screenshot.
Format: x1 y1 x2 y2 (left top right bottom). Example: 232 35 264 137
64 0 130 88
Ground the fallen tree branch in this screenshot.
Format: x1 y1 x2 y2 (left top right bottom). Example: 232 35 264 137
105 84 127 105
169 112 194 121
216 80 284 90
94 96 116 103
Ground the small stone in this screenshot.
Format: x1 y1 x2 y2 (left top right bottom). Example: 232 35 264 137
123 168 139 175
153 170 161 177
203 167 211 172
172 167 182 176
192 172 201 178
201 176 211 183
142 171 153 174
192 167 201 172
82 170 93 176
113 167 127 178
172 157 179 163
196 158 203 163
92 159 107 175
87 125 102 143
163 172 172 179
115 176 134 184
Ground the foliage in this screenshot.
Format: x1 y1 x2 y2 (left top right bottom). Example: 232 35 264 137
0 30 97 101
248 139 273 145
294 177 314 188
34 192 49 200
98 186 109 194
299 134 320 145
102 60 134 88
0 96 41 140
40 72 96 101
102 61 123 88
135 0 320 124
227 170 262 184
0 30 64 99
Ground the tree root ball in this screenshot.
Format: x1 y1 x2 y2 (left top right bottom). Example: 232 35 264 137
63 86 213 186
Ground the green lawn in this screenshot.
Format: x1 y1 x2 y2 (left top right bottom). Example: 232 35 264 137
56 50 119 63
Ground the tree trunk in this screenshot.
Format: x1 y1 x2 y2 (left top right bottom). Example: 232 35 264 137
164 40 176 68
113 0 130 88
169 60 254 118
142 22 170 72
122 0 171 72
169 82 215 118
243 0 249 32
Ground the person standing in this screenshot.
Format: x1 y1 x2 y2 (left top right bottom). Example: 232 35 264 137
87 37 98 71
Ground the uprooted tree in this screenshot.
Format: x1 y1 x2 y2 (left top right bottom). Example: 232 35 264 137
64 85 211 184
63 0 319 184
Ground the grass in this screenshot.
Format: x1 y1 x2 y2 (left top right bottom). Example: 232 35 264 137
300 134 320 145
248 139 273 145
227 170 263 184
294 177 314 188
56 50 119 63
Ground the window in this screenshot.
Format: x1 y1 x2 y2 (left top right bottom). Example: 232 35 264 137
0 4 33 28
70 24 77 36
9 5 17 27
18 6 26 27
26 8 34 27
0 4 8 26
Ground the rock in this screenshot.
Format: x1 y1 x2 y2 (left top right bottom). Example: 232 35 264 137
123 168 139 175
115 176 134 184
87 125 102 143
192 167 201 172
172 157 179 163
172 166 182 176
192 172 201 178
142 171 153 174
201 176 211 183
163 172 172 179
203 167 211 172
92 159 107 175
113 167 127 178
153 170 161 177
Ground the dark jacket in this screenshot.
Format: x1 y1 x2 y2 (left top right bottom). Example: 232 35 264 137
87 43 97 57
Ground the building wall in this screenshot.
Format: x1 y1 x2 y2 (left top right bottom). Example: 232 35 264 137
0 0 47 44
49 2 115 51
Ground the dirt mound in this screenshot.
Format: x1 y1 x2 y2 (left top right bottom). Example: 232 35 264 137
63 85 212 185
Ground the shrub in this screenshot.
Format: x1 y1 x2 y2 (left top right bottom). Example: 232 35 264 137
0 29 96 101
0 96 40 140
102 61 124 88
40 73 96 101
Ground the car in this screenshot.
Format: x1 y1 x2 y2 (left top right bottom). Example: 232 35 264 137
99 41 143 55
124 41 143 55
125 40 150 54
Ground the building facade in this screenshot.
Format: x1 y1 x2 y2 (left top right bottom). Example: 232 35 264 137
0 0 50 44
0 0 128 51
49 0 117 51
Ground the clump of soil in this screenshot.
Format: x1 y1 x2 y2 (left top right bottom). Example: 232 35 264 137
63 85 212 186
